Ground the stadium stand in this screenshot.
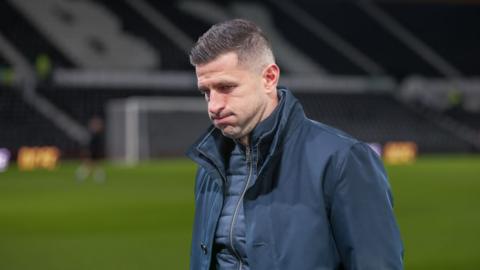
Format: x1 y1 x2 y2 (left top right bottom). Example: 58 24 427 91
265 1 369 76
94 0 191 70
0 0 73 68
296 1 442 78
0 55 9 66
1 0 479 158
446 109 480 131
297 93 475 153
36 85 196 126
0 87 80 157
379 2 480 77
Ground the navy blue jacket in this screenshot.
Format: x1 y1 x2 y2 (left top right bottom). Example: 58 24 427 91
187 88 403 270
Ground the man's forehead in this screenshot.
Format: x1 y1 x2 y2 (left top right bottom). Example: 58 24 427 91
195 52 247 87
195 52 240 76
197 74 239 89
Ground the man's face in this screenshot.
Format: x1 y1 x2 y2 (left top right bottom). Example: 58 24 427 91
196 52 272 143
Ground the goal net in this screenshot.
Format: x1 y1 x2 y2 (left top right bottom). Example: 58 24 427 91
106 97 210 164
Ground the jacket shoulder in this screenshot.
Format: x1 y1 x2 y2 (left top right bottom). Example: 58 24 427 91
301 118 362 153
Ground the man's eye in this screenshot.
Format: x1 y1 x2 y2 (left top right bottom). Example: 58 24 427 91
219 85 234 91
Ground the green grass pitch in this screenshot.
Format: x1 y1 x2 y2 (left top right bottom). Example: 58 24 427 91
1 155 479 269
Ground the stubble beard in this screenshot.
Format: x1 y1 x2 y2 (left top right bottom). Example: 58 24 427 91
212 100 268 145
219 125 243 140
217 116 258 146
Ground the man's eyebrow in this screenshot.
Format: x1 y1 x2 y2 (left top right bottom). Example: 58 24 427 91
210 80 237 88
216 80 236 85
198 80 234 89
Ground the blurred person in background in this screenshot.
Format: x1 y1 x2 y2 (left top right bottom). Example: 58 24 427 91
186 19 403 270
76 116 105 183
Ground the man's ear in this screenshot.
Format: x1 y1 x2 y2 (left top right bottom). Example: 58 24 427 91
262 64 280 93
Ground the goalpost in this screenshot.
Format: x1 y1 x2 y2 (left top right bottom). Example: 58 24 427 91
106 97 209 165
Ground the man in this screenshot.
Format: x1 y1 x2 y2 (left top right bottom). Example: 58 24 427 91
187 19 403 270
75 116 106 182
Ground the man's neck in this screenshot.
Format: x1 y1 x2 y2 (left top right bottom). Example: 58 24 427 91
238 92 279 147
239 136 249 146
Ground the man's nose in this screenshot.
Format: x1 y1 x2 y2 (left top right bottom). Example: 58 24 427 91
208 91 226 115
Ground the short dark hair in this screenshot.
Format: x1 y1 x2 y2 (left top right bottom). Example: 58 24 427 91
189 19 274 68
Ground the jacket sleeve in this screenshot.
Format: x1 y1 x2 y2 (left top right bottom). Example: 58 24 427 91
327 142 404 270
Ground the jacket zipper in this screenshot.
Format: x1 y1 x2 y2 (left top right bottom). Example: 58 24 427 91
229 144 252 270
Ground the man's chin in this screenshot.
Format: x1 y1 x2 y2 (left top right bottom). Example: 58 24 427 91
220 131 238 139
218 126 241 140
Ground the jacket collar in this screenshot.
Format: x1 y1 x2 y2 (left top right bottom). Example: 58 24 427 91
187 88 305 178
